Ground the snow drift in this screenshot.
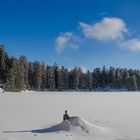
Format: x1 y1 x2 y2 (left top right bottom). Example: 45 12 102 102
48 116 93 134
32 116 111 136
3 116 111 138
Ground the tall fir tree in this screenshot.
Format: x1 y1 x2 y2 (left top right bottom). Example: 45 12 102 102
28 62 34 89
6 57 18 91
41 63 47 90
92 68 101 88
33 61 42 89
19 56 29 89
87 70 92 91
0 45 9 84
101 65 108 88
109 67 116 88
126 75 137 91
71 67 79 90
63 68 69 90
46 66 55 90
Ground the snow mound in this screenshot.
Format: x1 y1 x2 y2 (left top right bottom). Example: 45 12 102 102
58 116 92 134
38 116 111 135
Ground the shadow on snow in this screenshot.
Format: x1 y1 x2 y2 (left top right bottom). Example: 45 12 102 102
2 116 93 134
2 123 64 134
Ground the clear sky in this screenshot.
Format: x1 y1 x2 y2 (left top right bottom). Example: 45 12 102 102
0 0 140 71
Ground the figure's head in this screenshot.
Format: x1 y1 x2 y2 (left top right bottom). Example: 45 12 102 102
65 110 68 114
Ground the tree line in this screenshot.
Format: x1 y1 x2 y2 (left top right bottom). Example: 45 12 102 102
0 45 139 92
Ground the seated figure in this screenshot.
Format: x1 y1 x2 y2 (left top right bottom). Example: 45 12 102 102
63 110 70 121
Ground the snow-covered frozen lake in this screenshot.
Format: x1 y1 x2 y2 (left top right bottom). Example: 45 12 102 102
0 92 140 140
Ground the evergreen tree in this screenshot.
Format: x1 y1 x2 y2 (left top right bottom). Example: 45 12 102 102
28 62 34 89
126 75 137 91
6 57 18 91
54 64 59 89
101 65 108 88
109 67 116 88
57 69 63 91
92 68 101 88
71 67 79 90
41 63 47 90
19 56 29 89
33 61 42 89
46 66 55 90
78 68 84 89
15 60 25 91
0 45 9 84
57 66 67 91
87 70 92 91
63 68 69 90
123 69 130 89
135 70 140 90
115 68 122 89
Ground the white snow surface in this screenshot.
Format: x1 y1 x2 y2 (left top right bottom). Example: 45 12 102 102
0 88 4 92
0 92 140 140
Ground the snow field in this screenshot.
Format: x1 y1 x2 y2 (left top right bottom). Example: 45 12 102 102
0 92 140 140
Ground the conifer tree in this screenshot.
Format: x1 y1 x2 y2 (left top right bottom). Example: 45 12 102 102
92 68 101 88
15 61 25 91
0 45 9 84
33 61 42 89
126 75 137 91
101 65 108 88
109 67 116 88
41 63 47 90
46 66 55 90
63 68 69 90
28 62 34 89
19 56 29 89
87 70 92 91
6 57 17 91
71 67 79 90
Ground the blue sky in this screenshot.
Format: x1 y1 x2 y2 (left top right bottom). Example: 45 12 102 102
0 0 140 71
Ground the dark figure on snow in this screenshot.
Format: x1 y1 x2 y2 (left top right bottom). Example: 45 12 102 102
63 110 70 121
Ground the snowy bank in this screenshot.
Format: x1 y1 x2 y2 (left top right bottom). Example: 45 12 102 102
34 116 96 134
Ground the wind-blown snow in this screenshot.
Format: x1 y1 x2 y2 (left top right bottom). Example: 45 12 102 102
0 92 140 140
29 116 97 134
39 116 103 134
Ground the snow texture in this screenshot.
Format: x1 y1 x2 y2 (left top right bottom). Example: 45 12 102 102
0 88 4 92
33 116 103 134
0 92 140 140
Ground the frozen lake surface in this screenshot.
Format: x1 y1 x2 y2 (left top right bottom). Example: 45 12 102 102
0 92 140 140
